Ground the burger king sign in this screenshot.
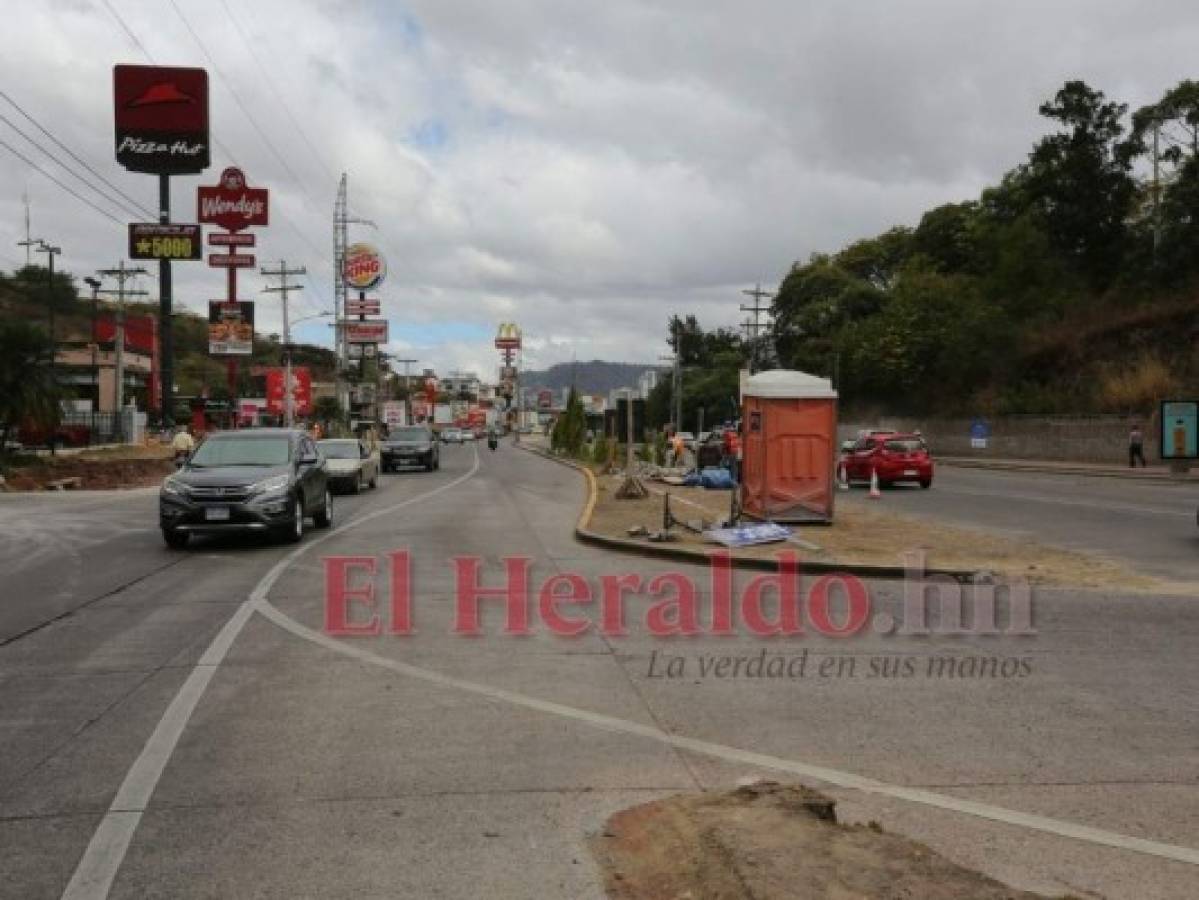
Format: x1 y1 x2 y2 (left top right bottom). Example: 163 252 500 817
343 243 386 291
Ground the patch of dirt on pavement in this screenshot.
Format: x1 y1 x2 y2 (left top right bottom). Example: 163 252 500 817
2 448 174 491
588 476 1180 592
590 781 1060 900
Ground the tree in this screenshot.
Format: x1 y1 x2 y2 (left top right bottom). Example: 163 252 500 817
551 387 587 456
1024 80 1138 284
0 320 59 457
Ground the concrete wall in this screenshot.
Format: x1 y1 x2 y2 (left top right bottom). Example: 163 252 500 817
839 414 1157 465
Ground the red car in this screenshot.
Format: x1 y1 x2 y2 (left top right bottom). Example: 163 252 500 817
843 431 934 488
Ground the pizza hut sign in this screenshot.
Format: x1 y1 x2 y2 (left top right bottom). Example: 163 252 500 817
197 167 269 232
114 64 210 175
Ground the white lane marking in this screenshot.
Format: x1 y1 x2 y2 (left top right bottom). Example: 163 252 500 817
254 598 1199 868
60 449 481 900
930 485 1195 519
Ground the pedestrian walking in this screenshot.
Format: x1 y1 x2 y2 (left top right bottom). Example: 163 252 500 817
1129 423 1147 468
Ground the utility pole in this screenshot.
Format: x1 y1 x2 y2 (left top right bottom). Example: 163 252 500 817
1152 117 1163 265
740 283 774 374
97 262 148 432
333 174 376 422
392 358 417 424
18 192 33 266
659 353 680 430
83 276 101 434
34 241 61 446
261 261 306 427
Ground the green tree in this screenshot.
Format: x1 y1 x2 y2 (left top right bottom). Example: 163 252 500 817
1024 80 1138 284
0 320 59 457
551 387 587 456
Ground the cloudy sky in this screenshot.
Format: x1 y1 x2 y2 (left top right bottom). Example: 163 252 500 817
2 0 1196 379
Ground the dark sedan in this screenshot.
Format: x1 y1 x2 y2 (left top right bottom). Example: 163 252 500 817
381 425 440 472
159 429 333 548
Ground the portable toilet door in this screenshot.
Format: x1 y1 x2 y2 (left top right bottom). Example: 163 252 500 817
741 369 838 523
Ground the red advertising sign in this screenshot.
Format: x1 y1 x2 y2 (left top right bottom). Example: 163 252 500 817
343 243 386 290
208 232 256 247
265 367 313 417
197 167 269 232
345 299 381 316
208 253 256 268
114 65 210 174
345 320 389 344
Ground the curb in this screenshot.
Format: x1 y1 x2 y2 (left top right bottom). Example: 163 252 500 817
940 457 1196 483
520 443 979 581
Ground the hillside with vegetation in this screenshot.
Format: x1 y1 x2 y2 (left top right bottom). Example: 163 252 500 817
648 79 1199 428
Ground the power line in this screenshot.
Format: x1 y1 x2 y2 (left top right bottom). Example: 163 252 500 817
98 0 156 62
218 0 337 184
0 111 147 221
0 136 124 225
0 89 156 219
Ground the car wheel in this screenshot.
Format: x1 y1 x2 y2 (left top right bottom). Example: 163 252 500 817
425 456 434 472
282 497 304 543
162 528 189 550
352 472 362 494
313 488 333 529
369 469 378 489
434 453 440 471
919 479 932 489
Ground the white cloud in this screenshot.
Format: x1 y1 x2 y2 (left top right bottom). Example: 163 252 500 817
3 0 1198 382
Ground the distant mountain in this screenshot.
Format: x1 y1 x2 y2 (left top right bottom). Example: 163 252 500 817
519 360 662 395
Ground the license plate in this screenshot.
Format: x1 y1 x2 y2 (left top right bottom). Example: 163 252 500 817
904 469 918 477
205 506 231 521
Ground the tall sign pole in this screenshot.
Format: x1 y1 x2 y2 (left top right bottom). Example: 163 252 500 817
261 261 306 427
114 65 210 428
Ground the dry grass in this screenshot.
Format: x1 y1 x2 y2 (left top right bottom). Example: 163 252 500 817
590 476 1182 592
1097 352 1180 413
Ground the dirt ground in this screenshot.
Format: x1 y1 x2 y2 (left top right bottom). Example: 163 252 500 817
590 781 1061 900
1 445 174 491
588 474 1179 592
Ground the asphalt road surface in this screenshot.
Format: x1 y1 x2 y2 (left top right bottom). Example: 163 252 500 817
843 464 1199 582
2 443 1197 899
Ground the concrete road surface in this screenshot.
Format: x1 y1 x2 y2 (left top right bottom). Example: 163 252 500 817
1 442 1198 899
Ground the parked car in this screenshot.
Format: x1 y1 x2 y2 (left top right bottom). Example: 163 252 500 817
18 421 92 449
159 428 332 548
844 432 934 488
317 438 379 493
440 428 463 444
381 425 440 472
459 430 475 442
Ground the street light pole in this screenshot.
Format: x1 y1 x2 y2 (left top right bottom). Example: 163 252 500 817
261 262 307 428
34 241 61 454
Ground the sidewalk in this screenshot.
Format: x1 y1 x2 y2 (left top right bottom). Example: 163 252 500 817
939 455 1197 481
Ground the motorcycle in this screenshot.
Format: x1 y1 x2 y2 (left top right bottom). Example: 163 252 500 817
487 435 498 452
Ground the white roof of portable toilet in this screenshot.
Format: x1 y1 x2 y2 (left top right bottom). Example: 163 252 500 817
742 369 837 400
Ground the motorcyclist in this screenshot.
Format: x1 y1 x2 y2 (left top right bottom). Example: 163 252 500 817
487 424 499 451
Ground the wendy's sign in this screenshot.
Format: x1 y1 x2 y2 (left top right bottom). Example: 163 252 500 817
114 65 210 174
197 167 269 232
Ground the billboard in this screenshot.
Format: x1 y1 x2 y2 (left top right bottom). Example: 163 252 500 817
344 243 386 291
410 398 429 422
381 401 406 428
198 167 268 232
345 320 389 344
495 322 521 350
537 389 553 409
113 65 210 174
208 301 254 355
265 367 313 417
128 223 201 261
1161 401 1199 459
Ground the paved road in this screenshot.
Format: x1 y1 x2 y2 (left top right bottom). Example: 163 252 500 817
842 464 1199 582
1 444 1198 898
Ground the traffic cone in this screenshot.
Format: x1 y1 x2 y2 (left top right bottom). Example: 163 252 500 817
868 468 882 499
837 462 849 491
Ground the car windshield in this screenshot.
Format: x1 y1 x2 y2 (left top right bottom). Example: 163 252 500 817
885 439 927 453
318 440 361 460
390 428 428 441
189 436 291 467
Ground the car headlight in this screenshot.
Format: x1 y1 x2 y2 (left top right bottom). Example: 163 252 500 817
248 474 290 497
162 476 188 496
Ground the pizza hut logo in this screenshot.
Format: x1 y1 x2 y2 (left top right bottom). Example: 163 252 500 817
114 65 210 175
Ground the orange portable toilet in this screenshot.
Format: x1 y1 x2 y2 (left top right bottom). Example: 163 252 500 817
741 369 838 523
